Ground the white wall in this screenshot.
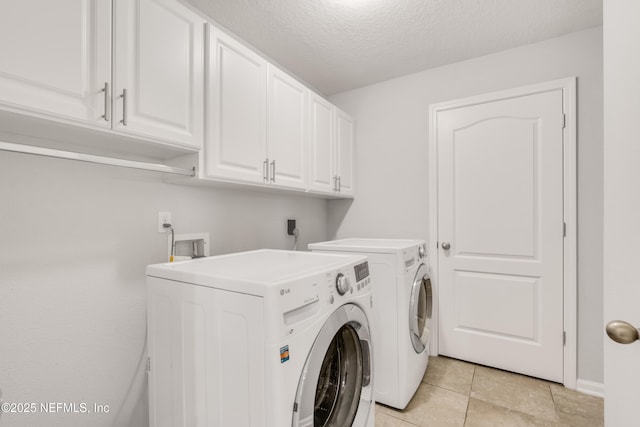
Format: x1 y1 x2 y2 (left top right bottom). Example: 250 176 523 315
329 27 603 384
0 152 327 427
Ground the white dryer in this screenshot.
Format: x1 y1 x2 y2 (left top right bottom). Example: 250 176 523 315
309 239 431 409
146 249 375 427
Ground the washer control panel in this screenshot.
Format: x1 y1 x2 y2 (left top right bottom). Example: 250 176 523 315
353 261 371 292
328 261 371 304
354 261 370 282
269 254 370 338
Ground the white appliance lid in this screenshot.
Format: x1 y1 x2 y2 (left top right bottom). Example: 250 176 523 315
308 238 424 253
146 249 366 293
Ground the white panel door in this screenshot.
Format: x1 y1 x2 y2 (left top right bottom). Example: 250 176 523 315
113 0 204 148
335 108 355 196
0 0 111 125
308 92 335 193
267 65 307 189
206 25 267 183
437 90 564 382
603 1 640 424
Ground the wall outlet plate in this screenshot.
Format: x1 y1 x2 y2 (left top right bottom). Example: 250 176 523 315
158 211 172 232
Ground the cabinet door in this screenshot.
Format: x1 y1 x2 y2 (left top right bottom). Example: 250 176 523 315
335 108 355 196
206 26 267 183
267 65 307 189
308 92 335 193
113 0 204 148
0 0 111 126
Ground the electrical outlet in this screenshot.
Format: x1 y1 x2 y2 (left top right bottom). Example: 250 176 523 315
158 211 172 233
287 219 296 236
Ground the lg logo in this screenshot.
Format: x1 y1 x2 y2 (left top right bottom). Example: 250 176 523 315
280 288 291 296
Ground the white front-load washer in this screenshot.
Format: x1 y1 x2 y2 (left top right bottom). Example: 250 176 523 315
309 239 432 409
146 249 375 427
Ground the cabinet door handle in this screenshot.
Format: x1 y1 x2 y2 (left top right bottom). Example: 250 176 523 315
120 89 128 126
338 176 342 192
263 158 269 182
102 82 110 122
270 160 276 182
333 176 338 192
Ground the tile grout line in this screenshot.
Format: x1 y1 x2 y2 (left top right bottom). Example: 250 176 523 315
462 365 476 426
548 383 560 421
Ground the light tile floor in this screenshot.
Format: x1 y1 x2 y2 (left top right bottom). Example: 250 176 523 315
376 356 604 427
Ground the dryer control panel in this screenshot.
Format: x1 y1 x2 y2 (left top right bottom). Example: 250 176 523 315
404 243 427 270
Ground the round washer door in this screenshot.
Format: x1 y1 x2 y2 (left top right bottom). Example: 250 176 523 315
409 263 432 353
292 303 373 427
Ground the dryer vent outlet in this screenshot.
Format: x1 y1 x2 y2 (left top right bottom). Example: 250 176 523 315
287 219 296 236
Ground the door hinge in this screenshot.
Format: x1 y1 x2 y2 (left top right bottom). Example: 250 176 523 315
562 113 566 129
563 222 567 237
563 331 566 346
147 357 151 373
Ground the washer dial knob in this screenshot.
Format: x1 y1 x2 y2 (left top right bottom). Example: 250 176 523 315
335 273 350 295
418 245 426 259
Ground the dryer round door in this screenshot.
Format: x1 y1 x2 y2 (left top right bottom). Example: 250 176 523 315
292 303 373 427
409 263 432 353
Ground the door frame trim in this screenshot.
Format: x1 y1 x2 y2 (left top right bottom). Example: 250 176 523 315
428 77 577 389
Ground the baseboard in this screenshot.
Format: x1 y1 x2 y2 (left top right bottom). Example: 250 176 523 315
576 379 604 398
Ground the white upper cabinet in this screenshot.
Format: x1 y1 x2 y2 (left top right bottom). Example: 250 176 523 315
308 93 355 197
206 29 308 190
0 0 204 151
267 65 307 189
0 0 111 126
206 25 267 183
0 1 352 197
308 92 335 194
335 108 355 196
113 0 205 148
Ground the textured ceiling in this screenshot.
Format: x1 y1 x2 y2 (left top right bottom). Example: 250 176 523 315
184 0 602 95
